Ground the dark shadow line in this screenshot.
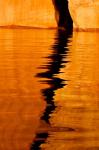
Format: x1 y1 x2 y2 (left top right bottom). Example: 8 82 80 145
30 29 73 150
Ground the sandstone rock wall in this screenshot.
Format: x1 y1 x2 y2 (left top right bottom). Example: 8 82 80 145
0 0 56 28
68 0 99 30
0 0 98 30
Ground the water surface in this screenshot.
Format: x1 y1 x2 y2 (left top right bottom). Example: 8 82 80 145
0 28 99 150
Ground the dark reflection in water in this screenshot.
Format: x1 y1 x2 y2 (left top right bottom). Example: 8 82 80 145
0 28 99 150
31 29 73 150
0 29 55 150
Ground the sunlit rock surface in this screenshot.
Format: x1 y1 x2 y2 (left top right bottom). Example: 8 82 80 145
68 0 99 30
0 0 56 28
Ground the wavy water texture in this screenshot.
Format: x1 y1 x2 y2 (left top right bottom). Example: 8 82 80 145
0 29 56 150
38 31 99 150
0 28 99 150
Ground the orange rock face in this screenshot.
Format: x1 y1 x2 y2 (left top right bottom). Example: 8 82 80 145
0 0 57 28
68 0 99 30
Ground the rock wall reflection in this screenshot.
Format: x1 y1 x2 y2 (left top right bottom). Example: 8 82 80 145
32 31 99 150
31 29 73 149
0 29 55 150
0 28 99 150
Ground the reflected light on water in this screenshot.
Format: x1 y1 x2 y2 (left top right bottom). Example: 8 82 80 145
0 28 99 150
0 28 55 150
31 29 72 150
38 31 99 150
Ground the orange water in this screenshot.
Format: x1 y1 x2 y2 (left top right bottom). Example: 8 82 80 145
0 29 99 150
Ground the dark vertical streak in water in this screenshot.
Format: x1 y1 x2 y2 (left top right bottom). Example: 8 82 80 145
30 29 73 150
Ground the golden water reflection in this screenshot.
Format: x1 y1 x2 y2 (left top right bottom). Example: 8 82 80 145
0 28 99 150
39 31 99 150
0 29 55 150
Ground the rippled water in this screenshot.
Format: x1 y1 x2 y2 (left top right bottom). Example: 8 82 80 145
0 28 99 150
